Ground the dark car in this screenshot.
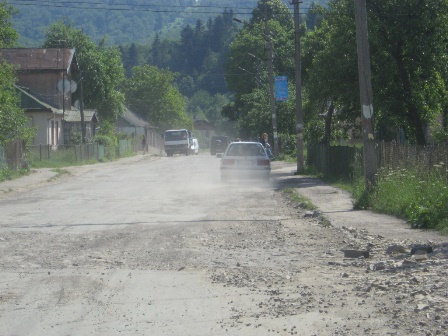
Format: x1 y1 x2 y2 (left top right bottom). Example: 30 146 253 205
210 136 229 156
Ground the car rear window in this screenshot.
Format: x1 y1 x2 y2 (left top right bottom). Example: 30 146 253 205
227 143 265 156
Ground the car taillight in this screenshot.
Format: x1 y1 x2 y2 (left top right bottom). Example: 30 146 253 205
222 159 235 165
257 159 270 166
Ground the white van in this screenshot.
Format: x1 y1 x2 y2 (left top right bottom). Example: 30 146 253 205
190 138 199 155
164 129 192 156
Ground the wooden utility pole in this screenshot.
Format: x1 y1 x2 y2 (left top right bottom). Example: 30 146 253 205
79 71 86 144
293 0 304 174
264 5 280 157
354 0 377 190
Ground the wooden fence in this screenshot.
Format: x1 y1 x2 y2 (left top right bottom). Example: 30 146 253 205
307 142 448 180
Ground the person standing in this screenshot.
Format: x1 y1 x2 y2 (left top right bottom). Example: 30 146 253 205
260 133 274 160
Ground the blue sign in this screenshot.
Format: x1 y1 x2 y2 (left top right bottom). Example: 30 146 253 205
275 76 288 101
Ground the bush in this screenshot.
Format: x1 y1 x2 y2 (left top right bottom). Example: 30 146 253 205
279 133 296 155
67 130 82 145
94 135 117 160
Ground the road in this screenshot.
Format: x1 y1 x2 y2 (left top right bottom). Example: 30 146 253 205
0 154 447 336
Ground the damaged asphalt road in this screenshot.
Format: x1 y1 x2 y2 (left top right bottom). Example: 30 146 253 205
0 154 446 335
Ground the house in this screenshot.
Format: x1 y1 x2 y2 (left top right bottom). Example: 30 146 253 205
15 85 64 146
63 108 98 143
116 108 150 138
116 108 161 153
0 48 90 145
193 119 216 148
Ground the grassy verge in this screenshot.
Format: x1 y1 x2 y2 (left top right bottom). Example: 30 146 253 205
0 167 29 183
282 187 317 210
49 168 71 180
31 159 98 169
330 166 448 233
281 187 331 227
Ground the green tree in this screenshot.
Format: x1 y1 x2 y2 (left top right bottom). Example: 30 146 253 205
42 20 126 123
302 0 448 145
0 3 32 147
224 0 295 138
0 61 32 146
368 0 448 144
124 65 192 131
187 90 230 123
301 1 359 144
0 2 18 47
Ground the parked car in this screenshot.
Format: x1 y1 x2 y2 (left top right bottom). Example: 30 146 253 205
210 136 229 156
220 141 271 181
190 138 199 155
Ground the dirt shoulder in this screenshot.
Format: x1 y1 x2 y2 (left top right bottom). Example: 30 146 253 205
0 153 158 197
274 162 446 243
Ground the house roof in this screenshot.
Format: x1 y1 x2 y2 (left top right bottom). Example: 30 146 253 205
0 48 78 73
117 108 157 129
194 119 215 131
64 109 97 123
16 85 63 115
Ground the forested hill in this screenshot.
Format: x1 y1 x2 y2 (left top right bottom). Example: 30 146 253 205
9 0 327 47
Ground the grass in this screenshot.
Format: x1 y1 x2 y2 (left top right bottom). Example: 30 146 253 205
31 159 98 169
49 168 71 180
0 166 29 183
332 165 448 233
281 187 332 227
282 187 317 210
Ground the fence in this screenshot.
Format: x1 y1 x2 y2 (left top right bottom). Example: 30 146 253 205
0 146 5 168
307 143 362 179
2 130 164 171
29 143 101 163
0 140 27 170
378 142 448 171
307 142 448 181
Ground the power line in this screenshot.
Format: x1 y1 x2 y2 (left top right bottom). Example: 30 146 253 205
7 1 253 14
9 0 316 15
10 0 257 10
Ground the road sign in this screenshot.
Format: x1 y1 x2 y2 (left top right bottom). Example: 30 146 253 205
275 76 288 101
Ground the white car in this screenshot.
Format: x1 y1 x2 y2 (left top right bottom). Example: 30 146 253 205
190 138 199 155
220 141 271 181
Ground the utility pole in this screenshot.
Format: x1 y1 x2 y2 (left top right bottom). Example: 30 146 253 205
79 71 86 144
264 6 280 157
354 0 377 190
292 0 304 174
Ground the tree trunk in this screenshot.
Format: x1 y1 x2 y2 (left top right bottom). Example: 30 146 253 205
324 100 334 145
396 53 427 145
324 100 334 177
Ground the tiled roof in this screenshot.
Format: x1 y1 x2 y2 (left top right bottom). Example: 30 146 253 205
194 119 215 130
64 109 97 122
118 108 157 129
0 48 77 72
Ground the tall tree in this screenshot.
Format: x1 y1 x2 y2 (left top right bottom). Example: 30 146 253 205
368 0 448 144
302 0 448 145
42 20 126 123
224 0 295 137
0 3 32 146
0 62 32 146
0 2 18 47
124 65 192 131
301 1 359 144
